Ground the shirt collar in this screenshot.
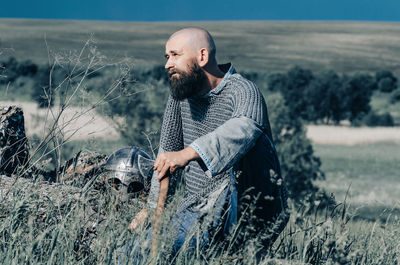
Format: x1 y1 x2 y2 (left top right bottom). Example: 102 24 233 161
202 63 236 97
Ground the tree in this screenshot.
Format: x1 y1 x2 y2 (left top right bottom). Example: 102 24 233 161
342 74 375 124
375 70 397 93
280 66 314 120
317 71 348 124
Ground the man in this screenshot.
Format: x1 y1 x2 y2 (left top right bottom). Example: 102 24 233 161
128 27 288 260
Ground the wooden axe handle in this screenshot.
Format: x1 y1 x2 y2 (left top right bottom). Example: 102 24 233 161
150 176 170 262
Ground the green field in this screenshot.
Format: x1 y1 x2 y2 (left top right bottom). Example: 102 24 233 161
2 19 400 75
314 143 400 220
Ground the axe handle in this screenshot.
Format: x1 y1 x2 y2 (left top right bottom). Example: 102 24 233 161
150 176 169 262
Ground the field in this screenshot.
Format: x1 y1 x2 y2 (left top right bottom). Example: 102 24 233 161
2 19 400 75
314 143 400 220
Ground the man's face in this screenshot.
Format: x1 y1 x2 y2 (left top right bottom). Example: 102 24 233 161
165 36 207 100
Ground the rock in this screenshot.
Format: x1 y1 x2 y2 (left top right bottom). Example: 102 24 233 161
0 106 29 176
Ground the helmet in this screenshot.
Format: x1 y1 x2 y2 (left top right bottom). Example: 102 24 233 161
104 146 154 201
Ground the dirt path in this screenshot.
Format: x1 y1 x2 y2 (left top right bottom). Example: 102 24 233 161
307 125 400 145
2 101 400 144
1 101 119 141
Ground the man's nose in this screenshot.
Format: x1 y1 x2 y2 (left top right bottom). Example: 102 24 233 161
165 59 174 69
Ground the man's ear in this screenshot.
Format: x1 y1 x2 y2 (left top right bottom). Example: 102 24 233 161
197 48 209 67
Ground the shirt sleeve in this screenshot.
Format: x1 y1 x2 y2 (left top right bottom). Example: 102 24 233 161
190 77 271 177
190 116 263 176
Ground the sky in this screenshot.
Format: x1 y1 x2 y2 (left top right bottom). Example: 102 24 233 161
1 0 399 22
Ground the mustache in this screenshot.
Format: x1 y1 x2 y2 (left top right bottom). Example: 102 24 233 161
168 69 181 78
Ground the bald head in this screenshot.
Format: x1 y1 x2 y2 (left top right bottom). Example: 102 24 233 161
164 27 225 97
168 27 217 60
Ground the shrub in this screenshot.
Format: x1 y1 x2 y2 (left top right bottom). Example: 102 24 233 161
142 65 169 84
375 70 397 93
101 72 168 150
267 72 287 92
266 94 331 207
390 88 400 104
31 65 55 108
0 57 38 84
362 111 394 127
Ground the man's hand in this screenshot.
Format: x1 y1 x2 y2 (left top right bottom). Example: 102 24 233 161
128 208 149 232
154 146 199 182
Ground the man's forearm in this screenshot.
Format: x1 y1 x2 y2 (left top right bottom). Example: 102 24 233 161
180 146 200 161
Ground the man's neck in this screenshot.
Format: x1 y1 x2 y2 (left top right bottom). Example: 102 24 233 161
199 65 225 95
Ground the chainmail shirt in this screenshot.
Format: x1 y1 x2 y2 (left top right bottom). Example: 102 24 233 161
147 63 276 212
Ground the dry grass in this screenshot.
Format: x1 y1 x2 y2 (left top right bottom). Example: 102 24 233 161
307 125 400 145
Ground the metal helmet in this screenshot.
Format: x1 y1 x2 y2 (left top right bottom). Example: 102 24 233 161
104 146 154 201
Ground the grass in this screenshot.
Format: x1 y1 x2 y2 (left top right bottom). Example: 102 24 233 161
1 139 394 264
313 143 400 221
1 172 400 264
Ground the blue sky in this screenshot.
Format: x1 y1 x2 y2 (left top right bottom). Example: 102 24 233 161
1 0 399 22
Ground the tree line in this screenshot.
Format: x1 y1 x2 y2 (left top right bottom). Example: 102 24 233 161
262 67 398 126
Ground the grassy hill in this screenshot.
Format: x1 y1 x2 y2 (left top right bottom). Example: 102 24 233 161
1 19 400 75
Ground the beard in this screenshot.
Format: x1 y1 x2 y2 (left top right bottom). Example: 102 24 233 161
168 62 207 100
